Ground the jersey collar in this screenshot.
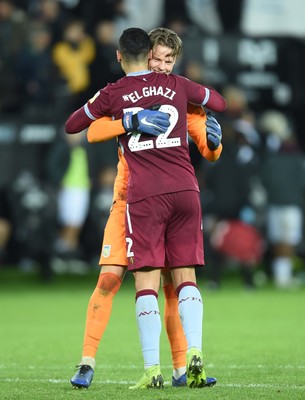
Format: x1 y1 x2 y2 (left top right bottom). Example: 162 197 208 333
126 70 152 77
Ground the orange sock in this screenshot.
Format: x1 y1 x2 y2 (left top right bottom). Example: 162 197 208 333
82 272 121 358
163 283 187 369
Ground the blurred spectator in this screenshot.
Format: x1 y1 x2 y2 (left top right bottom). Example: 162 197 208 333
52 18 95 113
81 165 116 264
31 0 69 45
114 0 164 40
221 84 251 121
46 131 91 262
259 110 305 288
70 0 123 36
164 0 189 28
0 186 12 264
0 0 28 114
202 120 263 289
201 85 264 289
16 22 55 117
183 60 206 84
86 19 122 96
6 171 57 281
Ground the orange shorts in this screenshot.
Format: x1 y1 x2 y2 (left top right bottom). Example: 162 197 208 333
99 200 127 266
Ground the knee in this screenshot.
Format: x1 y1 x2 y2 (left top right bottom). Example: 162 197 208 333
96 273 121 295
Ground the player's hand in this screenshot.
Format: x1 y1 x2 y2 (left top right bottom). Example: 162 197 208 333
206 111 222 150
122 109 170 136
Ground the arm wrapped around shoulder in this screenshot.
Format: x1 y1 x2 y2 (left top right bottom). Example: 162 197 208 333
202 87 227 113
65 107 92 134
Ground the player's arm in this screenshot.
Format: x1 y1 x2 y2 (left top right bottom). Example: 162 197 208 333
87 117 125 142
64 97 121 137
65 105 93 134
65 104 170 142
65 88 112 134
180 75 227 112
187 104 222 162
201 86 227 112
87 109 170 143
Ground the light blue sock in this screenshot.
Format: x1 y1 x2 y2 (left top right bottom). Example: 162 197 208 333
136 293 161 368
178 285 203 350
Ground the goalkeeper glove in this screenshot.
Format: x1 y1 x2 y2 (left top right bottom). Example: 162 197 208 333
206 111 222 150
122 109 170 136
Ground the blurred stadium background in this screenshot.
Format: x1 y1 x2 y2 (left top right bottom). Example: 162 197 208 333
1 0 305 290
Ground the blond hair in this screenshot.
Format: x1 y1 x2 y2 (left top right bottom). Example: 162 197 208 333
148 27 183 60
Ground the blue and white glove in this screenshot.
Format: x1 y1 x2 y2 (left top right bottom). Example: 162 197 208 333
206 111 222 150
122 109 170 136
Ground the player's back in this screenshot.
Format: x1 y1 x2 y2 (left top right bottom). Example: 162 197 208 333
91 71 207 203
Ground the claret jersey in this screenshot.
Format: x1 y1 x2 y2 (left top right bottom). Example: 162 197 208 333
85 70 209 203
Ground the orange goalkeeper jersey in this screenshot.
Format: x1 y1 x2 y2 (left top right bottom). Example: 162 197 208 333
87 105 222 202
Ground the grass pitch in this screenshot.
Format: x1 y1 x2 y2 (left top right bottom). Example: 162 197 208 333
0 267 304 400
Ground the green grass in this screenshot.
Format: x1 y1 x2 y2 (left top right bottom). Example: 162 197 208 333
0 267 304 400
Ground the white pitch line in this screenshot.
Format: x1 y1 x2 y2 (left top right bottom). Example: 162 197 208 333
1 363 304 370
1 378 305 390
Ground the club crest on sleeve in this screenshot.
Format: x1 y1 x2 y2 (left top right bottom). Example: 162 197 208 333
102 245 111 258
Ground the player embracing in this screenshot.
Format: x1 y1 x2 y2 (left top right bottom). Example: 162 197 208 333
67 27 225 389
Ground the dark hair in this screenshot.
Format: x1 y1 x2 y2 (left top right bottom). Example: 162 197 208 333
118 28 151 64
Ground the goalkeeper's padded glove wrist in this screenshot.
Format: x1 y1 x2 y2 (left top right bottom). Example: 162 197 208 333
207 138 219 151
122 112 139 132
